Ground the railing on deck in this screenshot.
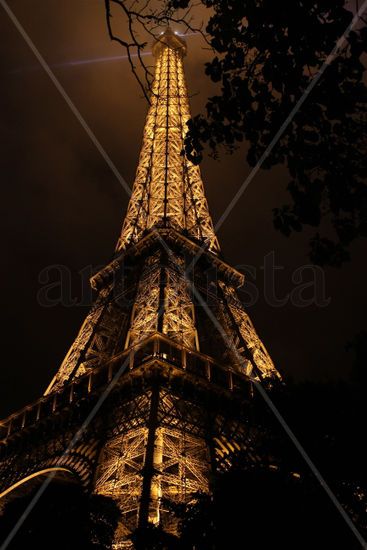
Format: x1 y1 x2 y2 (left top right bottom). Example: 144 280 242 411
0 334 251 441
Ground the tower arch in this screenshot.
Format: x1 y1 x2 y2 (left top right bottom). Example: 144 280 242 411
0 467 80 502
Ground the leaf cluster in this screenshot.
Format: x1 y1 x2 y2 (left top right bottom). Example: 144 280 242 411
180 0 367 265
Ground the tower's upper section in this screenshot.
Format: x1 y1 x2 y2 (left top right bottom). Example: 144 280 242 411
152 26 187 57
116 28 220 254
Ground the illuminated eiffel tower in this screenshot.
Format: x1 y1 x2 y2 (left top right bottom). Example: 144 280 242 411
0 28 280 546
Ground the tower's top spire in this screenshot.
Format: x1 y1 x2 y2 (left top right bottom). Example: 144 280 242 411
116 28 219 253
153 27 187 57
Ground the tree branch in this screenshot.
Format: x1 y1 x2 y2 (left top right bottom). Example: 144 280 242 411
104 0 210 101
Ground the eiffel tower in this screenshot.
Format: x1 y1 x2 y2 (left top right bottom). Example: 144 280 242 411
0 28 280 546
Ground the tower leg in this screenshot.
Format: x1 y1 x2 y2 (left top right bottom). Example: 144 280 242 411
138 384 160 530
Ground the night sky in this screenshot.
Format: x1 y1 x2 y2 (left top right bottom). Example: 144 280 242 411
0 1 366 419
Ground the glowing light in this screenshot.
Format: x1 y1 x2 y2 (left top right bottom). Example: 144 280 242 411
117 42 220 253
176 31 200 37
47 32 280 393
12 51 152 74
0 29 281 550
54 51 152 68
0 468 73 499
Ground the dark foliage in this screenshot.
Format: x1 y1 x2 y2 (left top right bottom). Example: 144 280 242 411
0 482 120 549
267 379 367 535
131 378 366 549
168 0 367 266
132 523 179 550
347 329 367 389
174 467 362 549
105 1 367 266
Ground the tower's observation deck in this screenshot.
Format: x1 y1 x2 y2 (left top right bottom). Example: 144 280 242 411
44 28 280 393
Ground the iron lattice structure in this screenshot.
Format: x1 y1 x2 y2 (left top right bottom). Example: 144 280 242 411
0 28 280 547
116 31 220 254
